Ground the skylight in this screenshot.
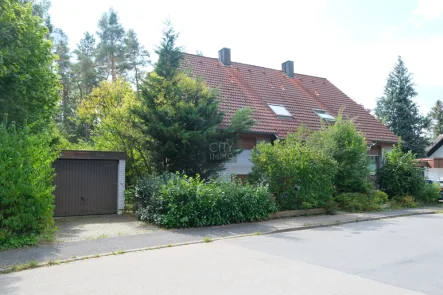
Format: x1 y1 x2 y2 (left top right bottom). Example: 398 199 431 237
268 104 292 117
314 109 335 121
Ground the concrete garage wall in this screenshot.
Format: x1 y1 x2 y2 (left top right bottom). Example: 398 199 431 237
117 160 126 214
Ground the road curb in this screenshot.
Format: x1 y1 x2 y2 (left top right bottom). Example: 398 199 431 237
0 210 438 274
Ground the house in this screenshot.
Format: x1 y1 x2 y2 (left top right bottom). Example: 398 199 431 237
180 48 398 178
419 135 443 180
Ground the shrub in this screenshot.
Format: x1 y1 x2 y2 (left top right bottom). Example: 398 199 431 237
307 115 371 194
251 132 337 210
372 190 389 205
333 193 381 212
417 183 441 204
376 143 425 199
136 174 276 228
0 122 58 250
392 196 417 208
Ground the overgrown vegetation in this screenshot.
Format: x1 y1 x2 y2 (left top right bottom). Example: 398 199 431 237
376 144 425 199
0 122 58 250
135 173 276 228
251 132 337 210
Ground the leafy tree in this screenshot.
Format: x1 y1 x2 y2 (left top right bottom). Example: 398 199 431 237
135 23 253 178
0 0 59 125
428 100 443 138
374 56 429 156
96 8 126 82
125 29 150 93
376 143 425 199
78 79 150 183
0 121 58 249
307 115 371 194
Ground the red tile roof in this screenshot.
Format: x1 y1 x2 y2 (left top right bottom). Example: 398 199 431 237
180 53 398 143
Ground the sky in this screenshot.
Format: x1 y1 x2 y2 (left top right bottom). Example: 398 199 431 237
49 0 443 114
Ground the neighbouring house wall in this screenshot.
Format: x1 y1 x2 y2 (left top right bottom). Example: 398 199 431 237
424 168 443 180
221 133 273 180
429 145 443 158
117 159 126 214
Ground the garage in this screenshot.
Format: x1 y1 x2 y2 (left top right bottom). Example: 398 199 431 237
53 151 126 217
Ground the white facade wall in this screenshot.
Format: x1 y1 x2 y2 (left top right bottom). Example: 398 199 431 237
117 159 126 214
425 168 443 180
221 150 253 180
429 145 443 158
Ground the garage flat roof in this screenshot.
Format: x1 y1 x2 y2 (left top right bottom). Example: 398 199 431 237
59 150 126 160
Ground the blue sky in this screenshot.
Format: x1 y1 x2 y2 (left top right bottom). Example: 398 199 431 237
50 0 443 114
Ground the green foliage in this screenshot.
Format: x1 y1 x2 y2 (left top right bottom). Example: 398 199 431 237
418 183 441 204
135 24 253 178
124 29 150 93
77 79 151 184
135 174 276 228
428 100 443 138
0 122 58 249
376 143 425 199
372 190 389 205
308 115 371 194
0 0 59 125
154 20 183 80
96 8 126 82
374 56 429 156
333 193 381 212
391 195 417 208
251 131 337 210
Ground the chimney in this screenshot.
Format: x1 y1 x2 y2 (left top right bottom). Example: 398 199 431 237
218 48 231 66
282 60 294 78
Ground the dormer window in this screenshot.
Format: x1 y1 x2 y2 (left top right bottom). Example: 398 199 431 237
314 109 335 122
268 104 292 117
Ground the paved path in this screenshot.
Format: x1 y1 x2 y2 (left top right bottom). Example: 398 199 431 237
2 214 442 294
0 208 438 269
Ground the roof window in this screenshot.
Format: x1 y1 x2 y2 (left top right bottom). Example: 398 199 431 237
268 104 292 117
314 109 335 121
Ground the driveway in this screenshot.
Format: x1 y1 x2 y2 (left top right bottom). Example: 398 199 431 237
55 214 160 243
2 214 442 294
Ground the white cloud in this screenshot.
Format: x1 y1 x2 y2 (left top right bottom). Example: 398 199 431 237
410 0 443 26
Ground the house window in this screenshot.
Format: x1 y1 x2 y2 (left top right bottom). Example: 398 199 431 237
368 156 379 175
268 104 292 117
313 109 335 122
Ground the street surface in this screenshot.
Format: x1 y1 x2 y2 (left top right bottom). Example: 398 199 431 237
1 214 442 295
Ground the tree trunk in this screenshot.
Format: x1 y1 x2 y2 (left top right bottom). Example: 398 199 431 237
111 53 117 82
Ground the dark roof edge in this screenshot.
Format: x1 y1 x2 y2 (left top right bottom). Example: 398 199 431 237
427 135 443 157
60 150 127 160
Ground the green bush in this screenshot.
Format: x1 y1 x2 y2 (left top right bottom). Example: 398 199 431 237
372 190 389 205
376 144 425 199
392 195 417 208
307 115 372 194
136 174 276 228
333 193 381 212
251 132 337 210
417 183 441 204
0 122 58 250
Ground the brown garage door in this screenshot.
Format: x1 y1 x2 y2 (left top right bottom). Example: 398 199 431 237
53 159 118 217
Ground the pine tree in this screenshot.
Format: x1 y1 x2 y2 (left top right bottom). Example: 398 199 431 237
73 32 100 99
428 100 443 138
124 29 150 94
96 8 126 82
52 28 77 136
374 56 429 156
134 23 253 178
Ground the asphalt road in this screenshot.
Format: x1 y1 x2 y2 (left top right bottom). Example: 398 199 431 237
1 214 442 295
